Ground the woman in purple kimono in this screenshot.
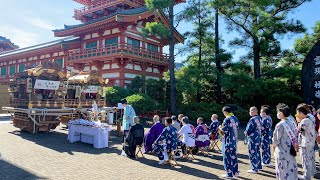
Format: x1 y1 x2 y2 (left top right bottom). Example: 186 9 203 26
195 117 210 148
143 115 164 153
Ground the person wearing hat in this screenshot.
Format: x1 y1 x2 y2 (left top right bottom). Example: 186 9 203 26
121 98 136 142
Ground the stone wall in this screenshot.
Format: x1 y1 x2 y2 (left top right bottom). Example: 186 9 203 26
302 40 320 105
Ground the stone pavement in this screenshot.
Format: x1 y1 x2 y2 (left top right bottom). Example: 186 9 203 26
0 122 319 180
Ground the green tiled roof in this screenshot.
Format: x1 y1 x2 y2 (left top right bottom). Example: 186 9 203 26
0 37 79 58
53 6 149 32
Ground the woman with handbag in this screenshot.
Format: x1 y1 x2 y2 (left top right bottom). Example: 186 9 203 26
272 103 298 180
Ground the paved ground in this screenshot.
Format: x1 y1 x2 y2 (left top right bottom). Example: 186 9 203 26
0 117 319 180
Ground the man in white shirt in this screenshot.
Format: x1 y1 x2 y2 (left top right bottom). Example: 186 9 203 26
178 117 195 157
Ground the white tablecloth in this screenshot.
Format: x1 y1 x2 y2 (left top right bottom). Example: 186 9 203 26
68 124 111 148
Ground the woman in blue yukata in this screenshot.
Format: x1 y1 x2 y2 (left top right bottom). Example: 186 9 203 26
245 106 262 174
260 106 273 167
153 118 179 165
219 106 239 179
273 103 298 180
208 114 221 140
296 104 316 180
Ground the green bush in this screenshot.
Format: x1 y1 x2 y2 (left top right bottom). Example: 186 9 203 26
105 86 132 106
176 102 254 126
126 94 158 115
177 103 224 123
233 110 250 125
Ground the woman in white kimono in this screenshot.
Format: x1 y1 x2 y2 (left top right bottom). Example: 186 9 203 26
296 104 316 180
273 103 298 180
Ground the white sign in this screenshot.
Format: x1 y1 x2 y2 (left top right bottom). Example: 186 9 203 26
34 79 60 90
75 85 82 98
82 86 100 93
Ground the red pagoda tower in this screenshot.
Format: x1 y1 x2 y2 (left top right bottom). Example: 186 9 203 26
54 0 184 87
0 0 184 87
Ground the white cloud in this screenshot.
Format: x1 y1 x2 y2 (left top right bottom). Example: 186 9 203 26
0 25 38 48
25 18 55 31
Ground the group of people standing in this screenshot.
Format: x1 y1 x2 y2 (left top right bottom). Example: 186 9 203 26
221 103 319 179
272 103 318 180
120 98 320 180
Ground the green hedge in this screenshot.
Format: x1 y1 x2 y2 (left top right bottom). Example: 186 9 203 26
126 94 159 115
105 86 132 106
177 103 253 126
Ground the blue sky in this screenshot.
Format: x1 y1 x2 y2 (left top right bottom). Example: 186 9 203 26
0 0 319 62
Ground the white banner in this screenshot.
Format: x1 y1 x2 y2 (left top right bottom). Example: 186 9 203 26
82 86 100 93
34 79 60 90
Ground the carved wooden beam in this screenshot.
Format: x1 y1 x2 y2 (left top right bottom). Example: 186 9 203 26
140 62 150 71
92 60 105 70
73 63 86 71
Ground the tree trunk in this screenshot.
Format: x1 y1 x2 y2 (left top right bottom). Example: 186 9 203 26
253 39 261 107
215 4 222 104
253 41 261 80
169 1 177 114
196 0 202 103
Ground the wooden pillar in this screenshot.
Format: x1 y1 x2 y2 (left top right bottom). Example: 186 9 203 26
120 33 125 45
117 58 127 88
63 51 68 72
158 66 166 79
50 52 54 63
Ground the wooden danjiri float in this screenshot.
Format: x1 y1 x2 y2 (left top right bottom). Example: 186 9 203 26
60 70 114 124
2 62 75 133
65 70 107 109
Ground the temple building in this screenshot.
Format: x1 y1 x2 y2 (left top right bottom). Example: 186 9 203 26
0 0 184 88
0 36 18 53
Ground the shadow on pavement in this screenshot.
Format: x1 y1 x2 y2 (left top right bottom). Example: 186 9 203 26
0 159 47 180
236 153 249 160
136 157 222 179
9 129 122 155
192 158 225 170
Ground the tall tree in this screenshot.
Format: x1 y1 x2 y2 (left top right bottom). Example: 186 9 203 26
145 0 178 113
214 0 222 104
216 0 309 80
179 0 212 102
294 21 320 57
